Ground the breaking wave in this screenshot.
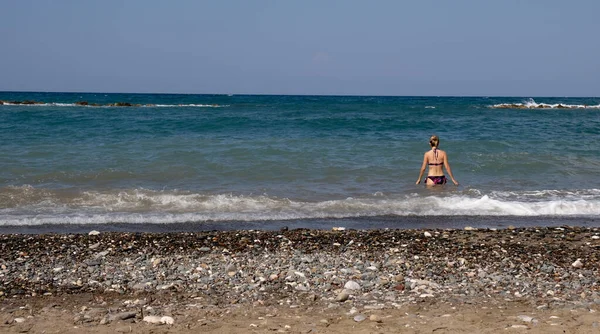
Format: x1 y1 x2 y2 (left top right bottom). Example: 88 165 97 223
491 98 600 109
1 186 599 226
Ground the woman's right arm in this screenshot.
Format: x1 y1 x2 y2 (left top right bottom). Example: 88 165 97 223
416 153 427 184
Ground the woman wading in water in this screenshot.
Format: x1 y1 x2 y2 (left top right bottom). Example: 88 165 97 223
416 135 459 186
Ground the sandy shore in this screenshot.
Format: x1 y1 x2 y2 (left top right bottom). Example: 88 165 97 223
1 227 600 333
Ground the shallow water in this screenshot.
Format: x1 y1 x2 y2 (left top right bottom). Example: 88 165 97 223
1 92 599 231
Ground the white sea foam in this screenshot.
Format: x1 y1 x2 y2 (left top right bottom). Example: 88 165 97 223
491 98 600 109
1 187 599 226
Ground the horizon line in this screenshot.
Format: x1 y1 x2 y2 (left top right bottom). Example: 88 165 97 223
0 90 598 99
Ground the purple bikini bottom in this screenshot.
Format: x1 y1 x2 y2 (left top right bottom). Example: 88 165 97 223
427 175 447 185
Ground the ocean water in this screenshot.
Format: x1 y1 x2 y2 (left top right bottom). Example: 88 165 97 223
1 92 600 232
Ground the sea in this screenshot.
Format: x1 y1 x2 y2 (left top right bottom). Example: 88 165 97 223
1 92 599 233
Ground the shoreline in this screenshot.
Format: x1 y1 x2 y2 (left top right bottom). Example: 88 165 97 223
2 227 599 332
1 215 599 234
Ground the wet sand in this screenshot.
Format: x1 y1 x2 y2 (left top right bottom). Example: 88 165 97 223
1 227 600 333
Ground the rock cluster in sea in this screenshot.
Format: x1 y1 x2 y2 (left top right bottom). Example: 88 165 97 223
1 227 599 310
0 100 220 107
0 100 154 107
492 103 593 109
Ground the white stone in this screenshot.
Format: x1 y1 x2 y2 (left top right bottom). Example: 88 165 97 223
88 230 100 236
510 324 528 329
344 280 361 290
353 314 366 322
143 316 162 324
591 235 600 240
572 259 583 268
517 315 534 323
142 315 174 325
424 232 432 237
14 318 25 323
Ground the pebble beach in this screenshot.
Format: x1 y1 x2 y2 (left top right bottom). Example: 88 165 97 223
2 226 600 333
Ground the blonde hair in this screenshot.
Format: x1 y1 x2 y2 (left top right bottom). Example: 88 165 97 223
429 135 439 148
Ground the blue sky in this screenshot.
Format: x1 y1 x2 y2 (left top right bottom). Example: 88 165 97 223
2 1 599 96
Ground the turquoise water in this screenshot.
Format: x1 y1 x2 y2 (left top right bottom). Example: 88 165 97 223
1 92 600 231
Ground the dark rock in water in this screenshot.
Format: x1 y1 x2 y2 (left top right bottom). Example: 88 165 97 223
21 100 41 105
112 102 133 107
0 100 4 105
75 101 89 106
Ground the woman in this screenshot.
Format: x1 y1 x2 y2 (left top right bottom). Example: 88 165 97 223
416 135 459 186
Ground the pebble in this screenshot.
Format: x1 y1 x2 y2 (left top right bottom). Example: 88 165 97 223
143 315 174 325
517 315 533 323
353 314 366 322
88 230 100 236
369 314 382 323
344 280 361 290
335 290 350 302
1 228 600 320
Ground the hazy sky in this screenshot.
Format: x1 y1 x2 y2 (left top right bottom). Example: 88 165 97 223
2 1 599 96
